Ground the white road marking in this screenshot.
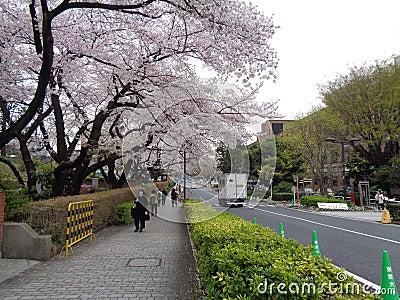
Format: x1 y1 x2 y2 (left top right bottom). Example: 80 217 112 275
252 206 400 245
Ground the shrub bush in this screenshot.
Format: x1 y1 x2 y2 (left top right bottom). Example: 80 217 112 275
272 192 293 201
273 181 292 193
1 188 31 221
300 196 346 208
16 188 135 246
164 180 175 194
186 203 377 299
110 201 135 225
386 202 400 222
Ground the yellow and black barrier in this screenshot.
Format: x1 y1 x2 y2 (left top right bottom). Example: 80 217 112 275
62 200 94 257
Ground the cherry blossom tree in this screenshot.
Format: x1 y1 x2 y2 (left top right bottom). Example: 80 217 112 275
1 0 280 196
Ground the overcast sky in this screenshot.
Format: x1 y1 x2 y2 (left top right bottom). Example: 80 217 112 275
249 0 400 119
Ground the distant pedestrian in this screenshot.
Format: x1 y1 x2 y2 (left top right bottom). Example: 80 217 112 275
375 189 385 211
157 190 162 206
131 190 149 232
161 189 167 205
171 187 178 207
150 190 158 216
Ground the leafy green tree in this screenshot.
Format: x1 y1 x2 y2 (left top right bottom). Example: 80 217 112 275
216 141 249 174
216 138 275 188
368 156 400 196
273 138 306 186
320 59 400 168
280 107 347 195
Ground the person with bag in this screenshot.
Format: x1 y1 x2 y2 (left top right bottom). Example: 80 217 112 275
171 187 178 207
131 190 149 232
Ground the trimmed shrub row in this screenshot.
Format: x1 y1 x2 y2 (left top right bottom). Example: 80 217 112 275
273 192 293 201
300 196 347 208
186 203 377 299
16 188 135 245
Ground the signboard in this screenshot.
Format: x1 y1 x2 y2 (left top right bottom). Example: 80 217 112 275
317 202 348 210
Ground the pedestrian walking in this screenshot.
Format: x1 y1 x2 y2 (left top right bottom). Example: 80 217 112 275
171 187 178 207
131 190 149 232
375 189 385 211
150 190 158 216
161 188 167 205
157 190 162 206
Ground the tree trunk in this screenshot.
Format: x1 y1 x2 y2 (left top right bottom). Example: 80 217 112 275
0 8 54 149
56 110 110 196
106 162 119 189
17 135 38 198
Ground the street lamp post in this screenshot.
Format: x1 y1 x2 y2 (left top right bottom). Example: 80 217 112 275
325 137 360 189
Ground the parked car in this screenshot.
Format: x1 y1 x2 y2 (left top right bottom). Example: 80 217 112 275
299 188 314 197
333 189 352 201
316 188 334 196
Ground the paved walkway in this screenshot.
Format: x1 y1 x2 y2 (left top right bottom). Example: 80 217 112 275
312 209 383 222
0 206 203 300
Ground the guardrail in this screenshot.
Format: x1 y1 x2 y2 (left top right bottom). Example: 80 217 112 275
62 200 94 257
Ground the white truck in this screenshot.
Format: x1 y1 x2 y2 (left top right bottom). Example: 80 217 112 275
218 173 248 207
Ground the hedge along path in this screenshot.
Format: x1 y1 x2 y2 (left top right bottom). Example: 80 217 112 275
186 202 379 300
18 188 135 249
18 183 168 251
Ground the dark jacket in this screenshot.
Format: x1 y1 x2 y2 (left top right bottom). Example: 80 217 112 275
131 196 148 220
171 188 178 200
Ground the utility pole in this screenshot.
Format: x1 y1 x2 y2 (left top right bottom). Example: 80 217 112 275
183 149 187 200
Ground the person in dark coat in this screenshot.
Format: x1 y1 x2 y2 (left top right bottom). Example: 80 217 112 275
171 187 178 207
131 190 149 232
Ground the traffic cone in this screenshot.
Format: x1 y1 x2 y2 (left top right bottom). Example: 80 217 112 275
381 250 399 299
279 222 285 238
312 230 321 257
253 217 257 224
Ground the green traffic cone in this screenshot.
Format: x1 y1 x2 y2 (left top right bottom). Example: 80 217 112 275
253 217 257 224
381 251 399 299
312 230 321 257
279 222 285 238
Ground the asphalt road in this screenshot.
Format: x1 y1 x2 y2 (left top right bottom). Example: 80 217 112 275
188 187 400 289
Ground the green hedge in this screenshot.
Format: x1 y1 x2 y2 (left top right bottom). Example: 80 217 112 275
273 193 293 201
16 188 135 246
110 201 135 225
387 203 400 222
300 196 346 208
1 188 31 221
186 203 376 299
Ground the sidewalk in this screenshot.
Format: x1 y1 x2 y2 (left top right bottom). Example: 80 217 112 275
0 206 203 299
311 209 383 223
